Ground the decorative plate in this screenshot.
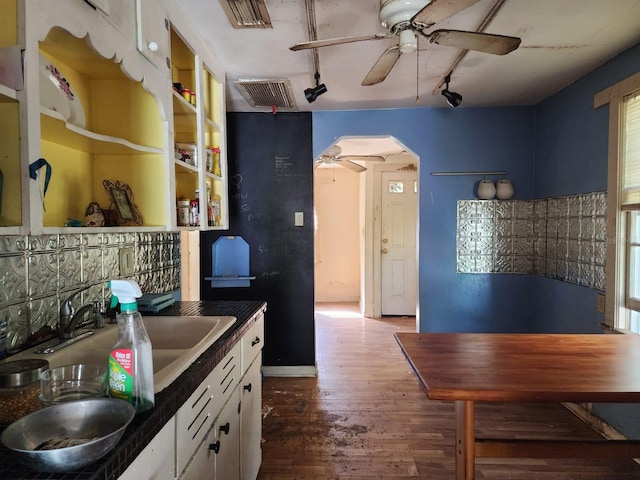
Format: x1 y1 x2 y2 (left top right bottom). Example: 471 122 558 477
39 54 86 128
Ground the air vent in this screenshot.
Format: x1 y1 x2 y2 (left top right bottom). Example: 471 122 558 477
219 0 272 28
234 79 298 110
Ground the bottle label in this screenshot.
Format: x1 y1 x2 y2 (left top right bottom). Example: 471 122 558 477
109 349 134 402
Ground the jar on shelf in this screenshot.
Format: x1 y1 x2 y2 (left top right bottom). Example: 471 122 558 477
212 146 221 176
205 147 214 173
177 199 190 226
190 190 200 226
0 359 49 423
175 143 197 167
180 88 192 104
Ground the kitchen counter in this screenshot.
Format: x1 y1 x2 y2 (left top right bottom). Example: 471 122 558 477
0 300 267 480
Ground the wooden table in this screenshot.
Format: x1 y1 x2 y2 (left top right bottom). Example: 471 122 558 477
394 333 640 480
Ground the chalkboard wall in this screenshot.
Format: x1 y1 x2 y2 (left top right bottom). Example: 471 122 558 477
200 112 315 368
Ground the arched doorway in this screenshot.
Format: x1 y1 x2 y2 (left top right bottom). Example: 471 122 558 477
313 135 419 320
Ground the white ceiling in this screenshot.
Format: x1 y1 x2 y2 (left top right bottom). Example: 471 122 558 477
176 0 640 114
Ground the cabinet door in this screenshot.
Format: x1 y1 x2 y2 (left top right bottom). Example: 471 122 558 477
119 417 175 480
214 387 240 480
179 427 216 480
135 0 170 73
241 354 263 480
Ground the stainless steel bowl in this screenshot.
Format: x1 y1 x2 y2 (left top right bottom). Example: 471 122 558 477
0 398 135 472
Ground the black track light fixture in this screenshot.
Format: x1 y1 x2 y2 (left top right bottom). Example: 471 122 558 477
305 71 327 103
441 74 462 108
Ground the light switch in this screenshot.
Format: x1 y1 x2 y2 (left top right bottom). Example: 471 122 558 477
294 211 304 227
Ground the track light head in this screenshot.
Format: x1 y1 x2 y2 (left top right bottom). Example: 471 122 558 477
304 83 327 103
442 74 462 108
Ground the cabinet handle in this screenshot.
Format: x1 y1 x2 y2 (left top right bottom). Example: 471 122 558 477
251 337 261 347
219 422 230 435
209 441 220 454
243 383 252 393
147 41 159 52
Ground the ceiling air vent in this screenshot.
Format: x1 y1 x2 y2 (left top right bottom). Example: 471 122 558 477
234 79 298 110
219 0 272 28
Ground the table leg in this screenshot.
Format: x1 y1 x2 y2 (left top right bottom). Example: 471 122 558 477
455 400 475 480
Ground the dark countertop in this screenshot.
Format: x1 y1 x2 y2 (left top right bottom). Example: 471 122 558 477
0 300 267 480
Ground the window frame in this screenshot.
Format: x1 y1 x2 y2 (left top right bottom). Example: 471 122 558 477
596 71 640 332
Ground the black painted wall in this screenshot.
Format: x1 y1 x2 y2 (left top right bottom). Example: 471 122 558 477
200 112 315 368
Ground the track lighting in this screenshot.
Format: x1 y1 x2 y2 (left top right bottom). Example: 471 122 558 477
441 74 462 108
305 71 327 103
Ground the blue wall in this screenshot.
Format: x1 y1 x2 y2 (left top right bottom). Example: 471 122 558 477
533 43 640 438
312 41 640 438
313 107 536 333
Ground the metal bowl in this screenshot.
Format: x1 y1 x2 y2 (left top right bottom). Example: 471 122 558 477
0 398 135 472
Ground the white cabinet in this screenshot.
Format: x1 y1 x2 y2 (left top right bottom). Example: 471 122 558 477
176 342 240 475
135 0 171 74
170 26 228 230
119 418 176 480
117 310 264 480
241 353 263 480
213 386 241 480
1 0 229 235
240 310 264 479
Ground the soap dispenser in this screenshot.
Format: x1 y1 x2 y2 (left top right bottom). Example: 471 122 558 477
108 280 154 413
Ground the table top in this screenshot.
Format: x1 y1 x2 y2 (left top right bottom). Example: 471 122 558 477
394 333 640 403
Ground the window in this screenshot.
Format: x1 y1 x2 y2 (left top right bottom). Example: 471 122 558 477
598 73 640 333
623 93 640 332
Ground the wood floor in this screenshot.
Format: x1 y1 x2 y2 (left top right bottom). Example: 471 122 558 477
257 303 640 479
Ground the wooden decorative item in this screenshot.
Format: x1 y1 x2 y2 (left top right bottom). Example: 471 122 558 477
103 179 143 226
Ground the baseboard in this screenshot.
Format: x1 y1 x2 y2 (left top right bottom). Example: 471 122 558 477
262 364 318 377
562 402 627 440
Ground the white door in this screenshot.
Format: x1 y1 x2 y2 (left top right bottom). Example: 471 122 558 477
380 171 417 315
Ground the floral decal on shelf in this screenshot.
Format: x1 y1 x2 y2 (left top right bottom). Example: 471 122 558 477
45 63 75 102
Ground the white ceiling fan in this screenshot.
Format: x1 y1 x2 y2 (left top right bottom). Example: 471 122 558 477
314 145 385 173
290 0 521 86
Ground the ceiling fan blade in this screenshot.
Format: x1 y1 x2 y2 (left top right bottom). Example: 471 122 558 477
338 159 367 173
361 45 401 86
338 155 385 162
411 0 483 28
427 29 521 55
290 33 390 51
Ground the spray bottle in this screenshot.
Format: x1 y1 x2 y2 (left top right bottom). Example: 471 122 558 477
108 280 154 413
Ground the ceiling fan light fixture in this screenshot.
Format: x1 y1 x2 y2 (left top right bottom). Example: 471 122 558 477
441 74 463 108
398 29 418 53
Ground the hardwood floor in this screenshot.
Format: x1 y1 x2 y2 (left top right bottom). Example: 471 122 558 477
257 303 640 479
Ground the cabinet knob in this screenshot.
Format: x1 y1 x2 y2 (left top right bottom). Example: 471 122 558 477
243 383 252 393
209 441 220 453
219 422 230 435
147 41 159 52
251 337 261 347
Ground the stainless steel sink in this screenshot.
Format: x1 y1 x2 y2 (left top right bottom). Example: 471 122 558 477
6 316 237 393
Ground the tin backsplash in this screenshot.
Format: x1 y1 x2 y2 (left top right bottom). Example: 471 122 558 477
0 232 181 356
457 192 606 290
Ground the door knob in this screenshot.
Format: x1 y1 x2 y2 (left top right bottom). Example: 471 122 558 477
382 238 388 243
382 248 388 254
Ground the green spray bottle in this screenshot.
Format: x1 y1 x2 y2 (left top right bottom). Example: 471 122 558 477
108 280 154 413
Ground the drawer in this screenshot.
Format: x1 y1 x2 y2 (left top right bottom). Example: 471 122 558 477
176 342 240 476
241 311 264 374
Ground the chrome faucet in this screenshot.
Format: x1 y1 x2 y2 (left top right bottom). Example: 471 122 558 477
59 287 104 339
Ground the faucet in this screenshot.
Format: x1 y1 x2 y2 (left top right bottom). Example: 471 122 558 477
59 286 104 339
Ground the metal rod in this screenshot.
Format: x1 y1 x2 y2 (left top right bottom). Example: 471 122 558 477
431 171 507 176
